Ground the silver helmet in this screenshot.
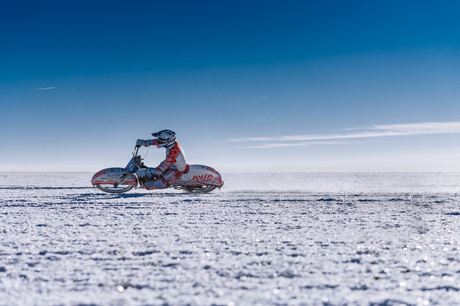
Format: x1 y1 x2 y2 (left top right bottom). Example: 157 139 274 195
152 130 176 148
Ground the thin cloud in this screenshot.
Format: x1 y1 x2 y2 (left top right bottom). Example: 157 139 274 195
250 141 347 149
231 121 460 148
33 87 56 91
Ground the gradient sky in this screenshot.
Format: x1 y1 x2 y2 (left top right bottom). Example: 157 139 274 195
1 0 460 172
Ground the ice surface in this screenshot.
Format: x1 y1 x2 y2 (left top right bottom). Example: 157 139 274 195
0 172 460 305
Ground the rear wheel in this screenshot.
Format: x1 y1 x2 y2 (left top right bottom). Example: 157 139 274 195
96 184 134 194
184 185 217 193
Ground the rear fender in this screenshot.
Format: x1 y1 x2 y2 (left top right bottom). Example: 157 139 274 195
91 168 138 186
171 165 223 187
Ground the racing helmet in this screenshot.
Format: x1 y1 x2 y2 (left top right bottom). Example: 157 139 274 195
152 129 176 148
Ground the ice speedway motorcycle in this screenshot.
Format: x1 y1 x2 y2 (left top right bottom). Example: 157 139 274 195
91 146 224 194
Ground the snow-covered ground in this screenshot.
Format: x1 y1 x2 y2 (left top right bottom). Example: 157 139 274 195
1 172 459 305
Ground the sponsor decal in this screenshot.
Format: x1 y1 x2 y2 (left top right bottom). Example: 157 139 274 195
93 169 106 179
206 167 219 175
192 174 214 181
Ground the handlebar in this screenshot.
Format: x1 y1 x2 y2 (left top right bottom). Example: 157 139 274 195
133 144 148 164
133 143 151 160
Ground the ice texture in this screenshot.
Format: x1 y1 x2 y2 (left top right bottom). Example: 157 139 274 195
0 172 459 305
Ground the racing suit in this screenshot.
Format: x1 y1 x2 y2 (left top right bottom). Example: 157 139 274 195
144 140 187 189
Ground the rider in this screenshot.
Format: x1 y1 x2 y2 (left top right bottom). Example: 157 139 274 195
136 129 187 190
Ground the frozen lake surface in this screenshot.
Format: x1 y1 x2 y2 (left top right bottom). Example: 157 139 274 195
1 172 460 305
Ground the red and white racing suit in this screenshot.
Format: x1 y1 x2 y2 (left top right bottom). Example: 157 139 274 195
145 140 187 189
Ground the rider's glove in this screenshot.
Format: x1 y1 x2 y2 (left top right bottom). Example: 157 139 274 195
136 139 149 147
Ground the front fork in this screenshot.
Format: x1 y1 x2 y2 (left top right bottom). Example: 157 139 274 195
114 173 129 188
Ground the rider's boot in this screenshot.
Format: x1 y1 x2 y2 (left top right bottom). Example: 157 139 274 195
138 169 158 188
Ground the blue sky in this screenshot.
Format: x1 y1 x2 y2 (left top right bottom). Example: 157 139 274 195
1 0 460 172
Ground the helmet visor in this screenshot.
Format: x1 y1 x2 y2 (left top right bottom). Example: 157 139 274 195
152 138 170 147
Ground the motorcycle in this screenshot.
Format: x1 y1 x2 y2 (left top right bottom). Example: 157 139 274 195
91 146 224 194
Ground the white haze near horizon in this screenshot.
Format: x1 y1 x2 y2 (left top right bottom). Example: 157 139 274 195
3 121 460 173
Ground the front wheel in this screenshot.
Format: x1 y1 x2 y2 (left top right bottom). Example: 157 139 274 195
96 184 134 194
184 185 217 193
